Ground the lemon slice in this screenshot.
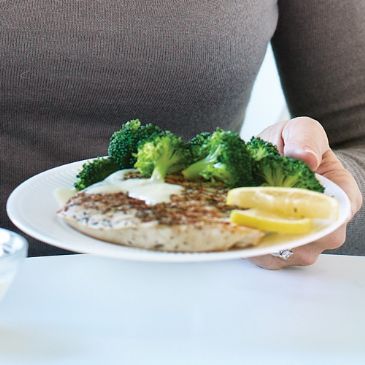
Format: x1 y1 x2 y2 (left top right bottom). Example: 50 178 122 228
227 187 338 220
231 209 312 234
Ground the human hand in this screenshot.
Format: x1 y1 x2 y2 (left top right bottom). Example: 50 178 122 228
249 117 362 269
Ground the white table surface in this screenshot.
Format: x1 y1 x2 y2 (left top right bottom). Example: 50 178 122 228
0 254 364 365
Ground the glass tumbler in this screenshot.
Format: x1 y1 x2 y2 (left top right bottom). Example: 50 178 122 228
0 229 28 301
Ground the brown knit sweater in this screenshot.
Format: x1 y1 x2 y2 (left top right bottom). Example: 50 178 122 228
1 0 364 256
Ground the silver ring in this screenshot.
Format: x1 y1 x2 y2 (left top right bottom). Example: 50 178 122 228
271 249 294 261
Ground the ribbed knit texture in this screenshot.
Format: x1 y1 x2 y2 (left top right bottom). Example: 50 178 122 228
1 0 364 256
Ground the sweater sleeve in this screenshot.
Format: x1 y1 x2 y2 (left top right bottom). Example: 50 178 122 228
271 0 365 255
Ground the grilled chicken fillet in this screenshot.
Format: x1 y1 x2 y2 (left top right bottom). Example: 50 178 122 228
58 175 264 252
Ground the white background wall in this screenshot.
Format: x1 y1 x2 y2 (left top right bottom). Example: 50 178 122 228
241 45 289 141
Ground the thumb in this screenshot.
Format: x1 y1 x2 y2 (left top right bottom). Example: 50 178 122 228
282 117 330 171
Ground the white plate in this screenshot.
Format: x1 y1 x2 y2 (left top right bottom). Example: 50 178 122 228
7 160 351 262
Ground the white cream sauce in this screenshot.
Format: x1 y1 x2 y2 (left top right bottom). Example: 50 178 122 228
54 187 77 206
84 169 183 205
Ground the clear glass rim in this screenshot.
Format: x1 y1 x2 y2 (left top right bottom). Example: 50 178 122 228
0 228 28 261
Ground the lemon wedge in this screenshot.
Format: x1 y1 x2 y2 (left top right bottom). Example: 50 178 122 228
227 187 338 220
231 209 312 234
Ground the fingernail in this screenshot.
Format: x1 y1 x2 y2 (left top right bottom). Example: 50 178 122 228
284 145 306 156
286 145 315 157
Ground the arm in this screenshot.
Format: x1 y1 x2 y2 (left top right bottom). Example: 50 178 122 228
250 1 364 268
271 1 365 255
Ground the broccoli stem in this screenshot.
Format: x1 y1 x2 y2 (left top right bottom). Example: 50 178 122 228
182 146 221 180
150 151 182 182
151 164 168 182
182 159 210 179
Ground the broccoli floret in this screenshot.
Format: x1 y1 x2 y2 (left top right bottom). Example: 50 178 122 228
182 129 254 187
257 155 324 192
246 136 280 161
108 119 162 168
188 131 212 159
134 131 191 181
74 157 120 191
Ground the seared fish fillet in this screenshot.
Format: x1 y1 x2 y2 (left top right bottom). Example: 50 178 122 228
58 175 264 252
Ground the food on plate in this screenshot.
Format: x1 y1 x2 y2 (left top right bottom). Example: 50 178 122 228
134 131 191 181
58 119 331 252
246 137 324 192
74 157 120 191
227 187 339 220
75 119 162 191
230 209 312 234
254 155 324 192
58 172 264 252
181 129 254 187
246 136 280 161
228 187 338 234
108 119 162 168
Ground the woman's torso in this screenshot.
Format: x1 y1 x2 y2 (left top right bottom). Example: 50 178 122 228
0 0 278 254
